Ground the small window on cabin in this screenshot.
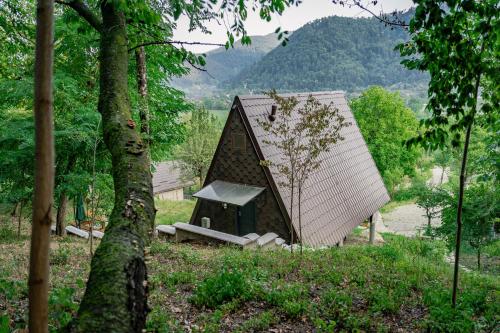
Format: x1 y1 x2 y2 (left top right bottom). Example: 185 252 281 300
232 133 246 152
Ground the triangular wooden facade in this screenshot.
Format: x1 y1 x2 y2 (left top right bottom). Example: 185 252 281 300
190 99 295 241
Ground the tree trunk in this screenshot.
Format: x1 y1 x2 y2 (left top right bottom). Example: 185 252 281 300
440 167 445 185
451 120 473 308
29 0 55 331
11 202 20 224
18 200 24 238
56 192 69 236
298 186 303 255
477 247 481 271
289 174 294 253
71 2 155 331
56 154 77 236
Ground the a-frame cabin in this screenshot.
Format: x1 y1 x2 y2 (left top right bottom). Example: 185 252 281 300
190 92 389 246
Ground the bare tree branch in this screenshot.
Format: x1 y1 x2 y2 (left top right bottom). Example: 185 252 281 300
352 1 409 28
128 40 225 52
55 0 102 31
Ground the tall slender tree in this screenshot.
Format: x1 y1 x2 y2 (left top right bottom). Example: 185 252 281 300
398 0 499 307
29 0 55 332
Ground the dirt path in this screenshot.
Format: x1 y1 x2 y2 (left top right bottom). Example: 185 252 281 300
382 167 445 237
382 204 440 237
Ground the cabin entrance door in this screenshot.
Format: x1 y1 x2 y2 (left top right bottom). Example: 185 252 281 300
237 201 256 236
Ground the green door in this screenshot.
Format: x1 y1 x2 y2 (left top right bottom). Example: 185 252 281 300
237 201 256 236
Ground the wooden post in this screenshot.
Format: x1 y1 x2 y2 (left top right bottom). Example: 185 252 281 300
369 215 375 245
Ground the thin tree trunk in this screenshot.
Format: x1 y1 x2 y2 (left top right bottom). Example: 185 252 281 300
298 186 303 255
440 167 445 185
477 247 481 271
17 201 24 238
135 46 149 136
88 117 101 257
56 192 68 236
451 120 474 308
56 154 77 236
29 0 55 331
290 174 294 253
11 202 20 224
72 2 155 331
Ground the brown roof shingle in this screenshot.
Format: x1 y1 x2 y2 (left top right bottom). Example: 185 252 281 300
152 161 194 195
237 91 390 246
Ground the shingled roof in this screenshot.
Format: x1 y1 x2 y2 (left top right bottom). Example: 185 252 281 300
152 161 194 195
237 92 390 246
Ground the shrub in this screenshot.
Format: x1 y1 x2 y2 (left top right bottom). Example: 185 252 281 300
190 269 252 308
0 227 28 243
0 277 27 301
48 287 79 330
160 271 195 289
146 308 183 333
266 283 309 318
149 241 171 255
50 246 71 266
236 311 276 332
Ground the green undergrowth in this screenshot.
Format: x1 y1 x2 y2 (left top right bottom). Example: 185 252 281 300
1 224 498 332
147 235 499 332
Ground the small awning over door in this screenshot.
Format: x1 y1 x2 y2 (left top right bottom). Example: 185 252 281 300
193 180 265 206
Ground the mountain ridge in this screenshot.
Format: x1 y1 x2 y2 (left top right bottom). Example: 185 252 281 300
224 14 427 92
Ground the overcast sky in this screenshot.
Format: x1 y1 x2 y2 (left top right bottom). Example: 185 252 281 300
173 0 415 53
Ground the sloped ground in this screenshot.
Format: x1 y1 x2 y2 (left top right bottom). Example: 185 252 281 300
1 221 498 332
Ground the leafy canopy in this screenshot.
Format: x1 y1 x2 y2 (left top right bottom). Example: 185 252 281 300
350 86 421 193
398 0 499 149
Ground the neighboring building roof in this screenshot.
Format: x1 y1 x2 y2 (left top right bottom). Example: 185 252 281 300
193 180 265 206
152 161 195 194
235 91 390 246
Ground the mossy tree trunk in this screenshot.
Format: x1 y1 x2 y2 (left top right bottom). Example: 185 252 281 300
71 2 155 331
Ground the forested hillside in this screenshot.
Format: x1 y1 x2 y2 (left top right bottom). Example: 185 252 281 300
226 14 428 91
172 33 280 96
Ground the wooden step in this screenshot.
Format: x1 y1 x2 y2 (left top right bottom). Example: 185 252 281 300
156 225 176 239
275 237 285 246
243 233 260 241
173 222 251 247
256 232 278 250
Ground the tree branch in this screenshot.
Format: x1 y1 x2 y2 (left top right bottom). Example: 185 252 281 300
55 0 102 31
128 40 225 52
352 1 409 28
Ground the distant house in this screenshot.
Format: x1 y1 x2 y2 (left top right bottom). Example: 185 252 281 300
191 92 389 246
152 161 194 201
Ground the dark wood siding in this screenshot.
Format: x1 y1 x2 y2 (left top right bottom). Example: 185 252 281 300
192 108 290 241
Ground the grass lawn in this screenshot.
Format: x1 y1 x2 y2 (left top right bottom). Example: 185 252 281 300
1 215 498 332
155 199 196 225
